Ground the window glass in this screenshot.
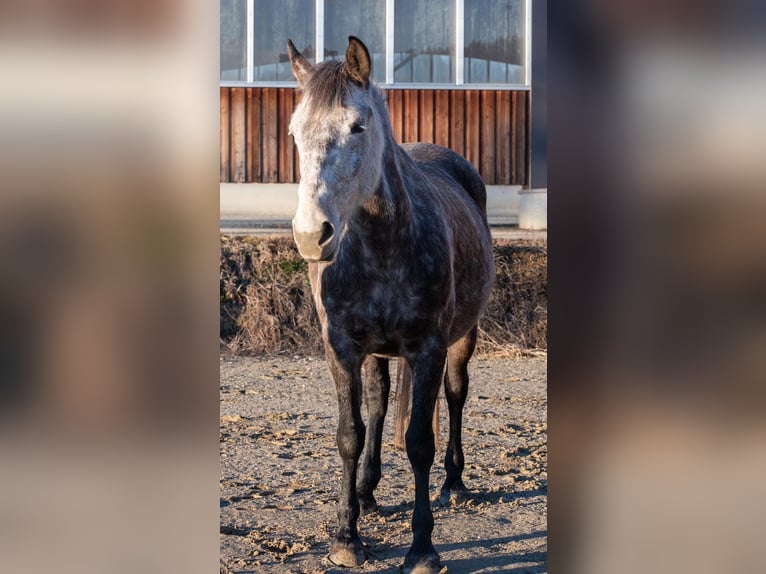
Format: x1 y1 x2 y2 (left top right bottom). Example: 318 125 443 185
221 0 247 81
325 0 386 83
464 0 527 84
220 0 529 86
253 0 315 82
394 0 455 84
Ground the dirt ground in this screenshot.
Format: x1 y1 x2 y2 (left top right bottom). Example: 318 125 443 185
220 355 547 574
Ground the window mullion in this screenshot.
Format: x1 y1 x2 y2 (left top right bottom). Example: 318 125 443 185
246 0 254 83
525 0 532 86
385 0 394 84
315 0 324 63
455 0 464 84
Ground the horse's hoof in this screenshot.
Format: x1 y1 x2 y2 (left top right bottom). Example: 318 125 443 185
438 486 469 506
359 494 378 516
328 540 366 568
399 557 447 574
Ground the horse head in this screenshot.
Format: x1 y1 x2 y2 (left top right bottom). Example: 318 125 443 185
287 36 386 262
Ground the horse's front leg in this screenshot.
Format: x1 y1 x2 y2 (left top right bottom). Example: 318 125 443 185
326 344 367 568
403 343 447 574
358 355 391 515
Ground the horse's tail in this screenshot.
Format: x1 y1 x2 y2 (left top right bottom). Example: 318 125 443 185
393 358 440 451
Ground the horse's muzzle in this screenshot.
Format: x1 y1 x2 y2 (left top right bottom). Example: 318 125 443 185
292 220 337 262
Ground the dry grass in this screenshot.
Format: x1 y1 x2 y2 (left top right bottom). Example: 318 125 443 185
478 239 547 354
220 235 321 355
220 235 546 356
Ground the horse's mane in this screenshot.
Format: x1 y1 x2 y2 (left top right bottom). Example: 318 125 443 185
301 61 350 118
301 59 388 122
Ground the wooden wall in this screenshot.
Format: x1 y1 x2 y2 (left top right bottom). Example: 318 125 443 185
220 86 529 186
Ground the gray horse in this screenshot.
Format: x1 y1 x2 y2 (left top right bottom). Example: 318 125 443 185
287 36 494 574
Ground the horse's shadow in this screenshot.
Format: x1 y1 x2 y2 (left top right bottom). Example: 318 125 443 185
436 531 547 573
374 484 547 516
467 485 548 506
363 487 547 573
362 531 547 574
441 548 547 573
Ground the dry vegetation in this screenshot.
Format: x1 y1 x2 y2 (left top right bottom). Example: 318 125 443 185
220 235 546 356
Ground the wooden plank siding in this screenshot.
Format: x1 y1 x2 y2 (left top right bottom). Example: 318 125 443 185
230 88 246 182
220 86 529 186
263 88 279 183
434 90 450 148
220 89 230 182
480 91 496 184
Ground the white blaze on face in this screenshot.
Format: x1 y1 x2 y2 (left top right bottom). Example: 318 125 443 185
293 179 331 235
290 100 338 245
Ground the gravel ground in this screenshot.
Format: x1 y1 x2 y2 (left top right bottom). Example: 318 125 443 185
220 355 547 574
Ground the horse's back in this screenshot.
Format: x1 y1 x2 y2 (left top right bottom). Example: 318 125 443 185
400 142 494 344
401 143 488 218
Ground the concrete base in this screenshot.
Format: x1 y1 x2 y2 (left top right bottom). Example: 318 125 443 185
220 183 523 226
220 183 299 222
485 185 521 226
220 223 545 241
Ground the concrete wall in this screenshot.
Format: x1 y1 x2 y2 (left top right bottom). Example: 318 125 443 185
220 182 523 226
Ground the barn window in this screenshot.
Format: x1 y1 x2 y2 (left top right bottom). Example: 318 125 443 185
324 0 386 84
220 0 247 81
464 0 528 85
394 0 456 84
253 0 315 82
220 0 530 88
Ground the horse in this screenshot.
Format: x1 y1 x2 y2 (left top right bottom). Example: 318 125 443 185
287 36 494 574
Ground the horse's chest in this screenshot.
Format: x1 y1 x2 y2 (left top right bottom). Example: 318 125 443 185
320 269 445 352
330 278 413 326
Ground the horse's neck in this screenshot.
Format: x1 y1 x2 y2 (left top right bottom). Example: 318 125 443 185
360 138 412 226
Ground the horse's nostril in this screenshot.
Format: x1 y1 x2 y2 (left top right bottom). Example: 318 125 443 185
318 221 335 246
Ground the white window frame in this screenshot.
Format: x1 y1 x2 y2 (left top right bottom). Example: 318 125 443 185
455 0 465 85
221 0 531 90
246 0 254 83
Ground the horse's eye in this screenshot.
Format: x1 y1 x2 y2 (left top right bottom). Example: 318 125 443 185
350 123 366 134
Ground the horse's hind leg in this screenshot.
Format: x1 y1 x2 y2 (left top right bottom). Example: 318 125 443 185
439 326 477 506
358 355 391 515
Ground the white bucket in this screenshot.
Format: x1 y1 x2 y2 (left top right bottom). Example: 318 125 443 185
518 189 547 230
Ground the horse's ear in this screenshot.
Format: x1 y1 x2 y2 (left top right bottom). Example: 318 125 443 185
344 36 371 88
287 39 312 87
